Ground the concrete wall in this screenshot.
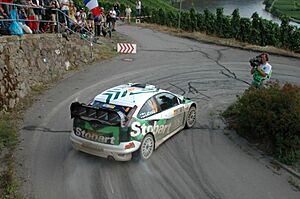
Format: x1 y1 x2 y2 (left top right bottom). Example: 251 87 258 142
0 34 94 112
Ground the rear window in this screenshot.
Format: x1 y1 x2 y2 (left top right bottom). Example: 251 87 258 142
92 101 132 116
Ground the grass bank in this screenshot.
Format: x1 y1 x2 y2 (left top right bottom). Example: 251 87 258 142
264 0 300 21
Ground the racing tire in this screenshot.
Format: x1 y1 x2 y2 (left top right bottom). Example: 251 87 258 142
185 106 196 128
132 134 155 161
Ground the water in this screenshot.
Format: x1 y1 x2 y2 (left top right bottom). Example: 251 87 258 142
177 0 299 27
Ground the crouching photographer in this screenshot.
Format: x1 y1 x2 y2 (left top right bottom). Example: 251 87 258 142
249 52 272 88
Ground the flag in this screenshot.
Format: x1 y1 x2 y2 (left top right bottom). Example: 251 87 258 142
83 0 101 17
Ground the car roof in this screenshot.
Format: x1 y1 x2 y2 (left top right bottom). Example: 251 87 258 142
93 83 168 107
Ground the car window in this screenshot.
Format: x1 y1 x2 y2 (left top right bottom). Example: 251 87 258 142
138 97 158 119
155 93 180 111
92 101 132 115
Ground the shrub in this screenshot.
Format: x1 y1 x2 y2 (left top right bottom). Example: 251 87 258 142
223 82 300 164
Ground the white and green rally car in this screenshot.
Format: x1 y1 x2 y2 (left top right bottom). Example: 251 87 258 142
70 83 197 161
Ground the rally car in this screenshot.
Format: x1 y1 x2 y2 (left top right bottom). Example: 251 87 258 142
70 83 197 161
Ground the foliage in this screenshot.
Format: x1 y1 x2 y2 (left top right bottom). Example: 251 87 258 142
231 9 241 39
267 0 300 21
146 3 300 53
222 82 300 164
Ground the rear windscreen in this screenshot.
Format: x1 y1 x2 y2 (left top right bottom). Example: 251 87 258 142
92 101 132 116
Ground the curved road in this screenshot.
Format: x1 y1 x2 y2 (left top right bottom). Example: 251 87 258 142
17 25 300 199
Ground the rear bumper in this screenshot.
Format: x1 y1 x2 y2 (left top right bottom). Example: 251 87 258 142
70 131 141 161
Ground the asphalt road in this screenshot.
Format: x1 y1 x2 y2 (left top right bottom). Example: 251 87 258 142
17 25 300 199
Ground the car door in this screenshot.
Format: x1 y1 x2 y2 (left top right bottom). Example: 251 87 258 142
154 93 185 136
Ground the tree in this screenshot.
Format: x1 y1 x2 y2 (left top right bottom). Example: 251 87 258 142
189 7 197 32
231 9 240 39
251 12 261 45
238 18 252 42
196 13 205 31
204 8 215 35
216 8 225 37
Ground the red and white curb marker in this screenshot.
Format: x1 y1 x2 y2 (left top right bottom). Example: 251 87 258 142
117 43 137 54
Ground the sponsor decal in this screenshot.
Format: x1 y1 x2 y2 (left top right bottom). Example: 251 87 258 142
130 121 171 137
75 127 115 144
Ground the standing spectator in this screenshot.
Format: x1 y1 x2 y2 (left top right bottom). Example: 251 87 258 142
113 1 120 17
26 0 39 33
109 7 116 31
49 0 59 32
68 1 76 27
105 10 112 38
94 7 102 36
135 0 141 18
96 7 105 36
125 5 131 24
60 0 69 27
32 0 45 32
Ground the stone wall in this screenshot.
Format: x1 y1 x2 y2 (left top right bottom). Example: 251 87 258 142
0 34 94 112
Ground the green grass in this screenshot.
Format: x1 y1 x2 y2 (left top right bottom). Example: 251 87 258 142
0 114 19 199
273 0 300 20
0 115 18 153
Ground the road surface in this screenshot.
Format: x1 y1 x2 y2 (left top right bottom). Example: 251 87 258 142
17 25 300 199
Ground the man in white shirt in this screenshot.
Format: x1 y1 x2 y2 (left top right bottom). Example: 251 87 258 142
250 53 272 88
136 0 141 17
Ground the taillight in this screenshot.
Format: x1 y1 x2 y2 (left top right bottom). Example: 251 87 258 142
125 142 135 149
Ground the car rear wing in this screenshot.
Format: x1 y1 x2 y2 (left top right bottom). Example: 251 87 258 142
70 102 125 126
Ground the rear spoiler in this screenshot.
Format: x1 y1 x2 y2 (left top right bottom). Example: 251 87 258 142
70 102 125 125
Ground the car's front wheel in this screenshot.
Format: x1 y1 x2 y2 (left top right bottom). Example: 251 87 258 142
133 134 155 160
185 106 196 128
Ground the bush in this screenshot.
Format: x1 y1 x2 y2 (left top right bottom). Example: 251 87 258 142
223 82 300 164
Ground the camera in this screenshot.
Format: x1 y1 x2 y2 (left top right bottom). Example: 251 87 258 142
249 55 262 67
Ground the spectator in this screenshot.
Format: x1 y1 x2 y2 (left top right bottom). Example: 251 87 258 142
113 1 120 17
125 5 131 24
79 8 86 20
86 13 94 34
73 13 82 32
17 7 27 25
32 0 45 32
60 0 69 27
0 5 9 28
95 7 105 36
105 10 112 38
49 0 59 32
0 0 12 16
135 0 141 18
109 7 116 31
26 0 39 33
68 1 76 28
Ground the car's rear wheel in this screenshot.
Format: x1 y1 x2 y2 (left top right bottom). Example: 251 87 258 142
133 134 154 161
185 106 196 128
